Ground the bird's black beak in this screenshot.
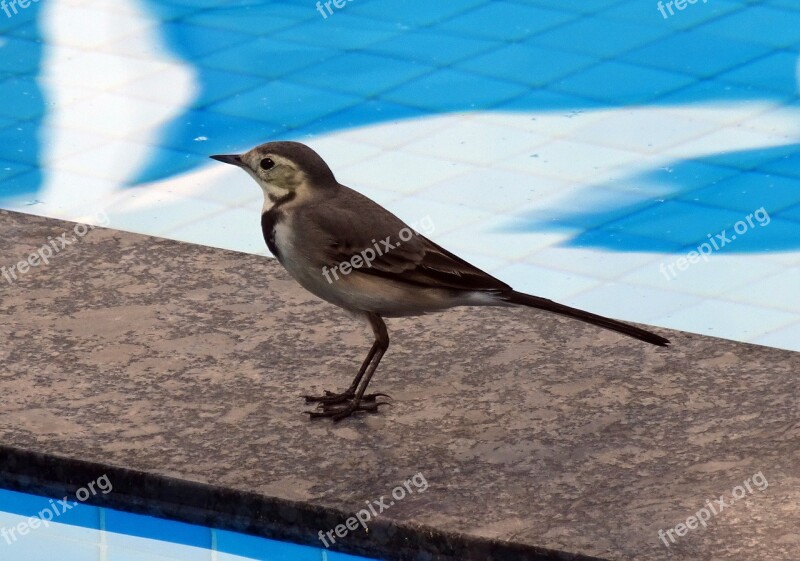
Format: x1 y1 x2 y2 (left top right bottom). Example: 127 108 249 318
210 154 244 167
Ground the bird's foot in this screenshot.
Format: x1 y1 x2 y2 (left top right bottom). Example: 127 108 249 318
306 400 391 422
303 390 391 405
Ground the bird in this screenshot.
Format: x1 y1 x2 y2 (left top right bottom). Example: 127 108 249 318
211 141 670 421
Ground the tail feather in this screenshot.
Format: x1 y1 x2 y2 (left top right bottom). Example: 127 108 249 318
505 291 670 347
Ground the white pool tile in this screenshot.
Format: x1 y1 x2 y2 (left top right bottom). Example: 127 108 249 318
737 103 800 138
752 320 800 350
721 266 800 312
112 68 200 106
42 51 169 91
652 298 799 341
377 194 493 236
54 94 178 137
37 125 109 165
46 139 167 196
663 100 784 128
492 260 604 302
568 109 719 154
561 281 706 325
307 137 384 169
620 254 786 298
402 119 549 163
414 166 572 214
101 190 230 238
42 5 154 50
36 82 100 111
497 139 642 182
477 108 611 138
439 211 569 260
339 114 460 150
2 534 101 561
523 246 659 281
0 512 99 548
336 149 478 195
152 166 262 208
32 171 116 217
164 206 265 255
661 124 796 162
103 530 213 561
761 250 800 267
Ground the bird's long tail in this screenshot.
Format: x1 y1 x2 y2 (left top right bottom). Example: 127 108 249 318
503 291 670 347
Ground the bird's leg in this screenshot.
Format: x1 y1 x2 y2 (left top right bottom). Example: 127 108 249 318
310 347 389 420
308 314 391 421
303 340 387 404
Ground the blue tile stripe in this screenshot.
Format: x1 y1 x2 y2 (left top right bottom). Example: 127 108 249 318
0 488 376 561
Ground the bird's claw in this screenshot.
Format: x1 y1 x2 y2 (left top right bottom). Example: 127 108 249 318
306 400 391 422
303 391 353 405
303 391 392 404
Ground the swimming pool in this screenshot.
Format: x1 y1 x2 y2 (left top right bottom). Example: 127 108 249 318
0 487 374 561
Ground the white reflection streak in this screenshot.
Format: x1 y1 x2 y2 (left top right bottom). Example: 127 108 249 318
37 0 197 219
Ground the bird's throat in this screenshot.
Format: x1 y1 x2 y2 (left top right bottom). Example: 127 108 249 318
262 190 296 213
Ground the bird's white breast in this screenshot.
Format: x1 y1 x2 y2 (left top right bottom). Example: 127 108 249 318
272 216 341 305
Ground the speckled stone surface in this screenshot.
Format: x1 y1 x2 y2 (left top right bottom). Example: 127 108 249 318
0 209 798 561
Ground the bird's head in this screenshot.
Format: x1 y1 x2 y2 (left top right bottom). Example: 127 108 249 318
211 141 336 208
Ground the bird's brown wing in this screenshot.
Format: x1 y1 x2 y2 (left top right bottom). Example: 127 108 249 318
356 232 511 292
302 186 510 293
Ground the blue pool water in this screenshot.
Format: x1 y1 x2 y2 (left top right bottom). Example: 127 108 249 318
0 488 373 561
0 2 799 348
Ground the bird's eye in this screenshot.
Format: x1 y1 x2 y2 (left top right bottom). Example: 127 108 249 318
260 158 275 171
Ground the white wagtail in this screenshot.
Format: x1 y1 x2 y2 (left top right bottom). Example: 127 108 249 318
211 142 669 421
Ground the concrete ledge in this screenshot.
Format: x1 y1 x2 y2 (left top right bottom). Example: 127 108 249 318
0 209 798 560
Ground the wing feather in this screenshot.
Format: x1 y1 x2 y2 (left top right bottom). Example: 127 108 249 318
301 186 510 293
